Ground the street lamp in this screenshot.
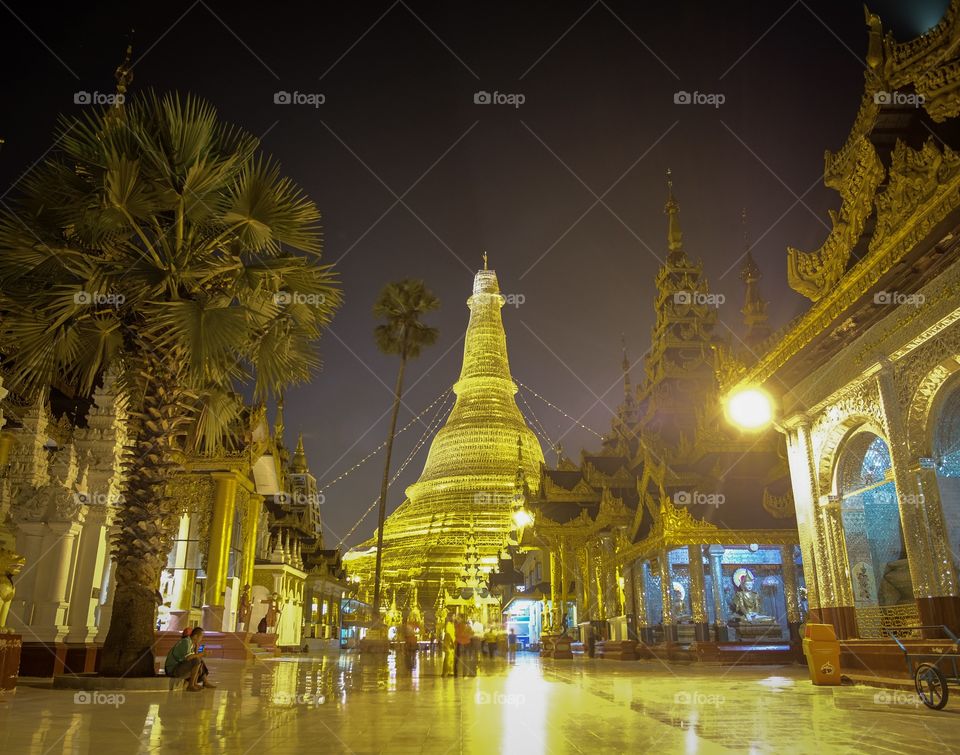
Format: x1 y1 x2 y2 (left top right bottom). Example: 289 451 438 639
725 387 773 430
512 508 534 529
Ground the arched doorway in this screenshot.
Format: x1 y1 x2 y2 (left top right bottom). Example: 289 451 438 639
934 378 960 575
836 431 914 635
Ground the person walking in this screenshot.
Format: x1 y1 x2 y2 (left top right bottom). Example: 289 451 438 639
454 615 472 678
441 613 456 677
507 628 518 664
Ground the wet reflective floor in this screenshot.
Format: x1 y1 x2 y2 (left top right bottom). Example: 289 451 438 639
2 651 958 754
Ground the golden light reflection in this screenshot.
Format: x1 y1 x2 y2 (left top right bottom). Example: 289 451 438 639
725 387 773 430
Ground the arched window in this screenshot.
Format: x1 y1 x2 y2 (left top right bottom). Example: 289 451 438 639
837 432 911 608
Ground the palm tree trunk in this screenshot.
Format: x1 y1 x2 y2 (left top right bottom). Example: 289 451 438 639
100 352 192 676
372 354 407 618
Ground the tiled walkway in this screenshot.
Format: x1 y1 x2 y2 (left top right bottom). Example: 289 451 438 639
1 651 957 754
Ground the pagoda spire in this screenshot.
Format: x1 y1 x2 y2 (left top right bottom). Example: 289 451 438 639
664 168 684 259
292 432 307 473
620 333 633 404
739 208 771 350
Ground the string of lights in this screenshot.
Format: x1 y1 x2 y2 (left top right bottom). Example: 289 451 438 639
319 387 452 493
335 390 454 548
514 379 604 439
518 388 555 450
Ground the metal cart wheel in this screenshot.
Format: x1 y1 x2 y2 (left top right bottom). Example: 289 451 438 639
915 663 949 710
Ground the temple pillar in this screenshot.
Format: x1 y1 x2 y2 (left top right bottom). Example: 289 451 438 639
659 550 675 642
577 545 592 621
548 547 560 632
876 363 958 635
634 561 652 643
166 514 194 631
707 545 728 641
557 540 571 630
786 420 857 638
592 542 606 623
241 494 264 589
915 465 960 633
29 521 81 642
94 551 116 644
687 545 709 641
622 561 637 640
65 507 109 644
202 471 239 630
780 544 802 640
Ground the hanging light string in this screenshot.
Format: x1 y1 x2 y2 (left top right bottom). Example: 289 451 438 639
514 378 604 439
517 387 555 450
335 390 454 548
319 387 451 493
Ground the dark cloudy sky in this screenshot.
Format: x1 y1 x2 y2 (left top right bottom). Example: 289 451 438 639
0 0 950 547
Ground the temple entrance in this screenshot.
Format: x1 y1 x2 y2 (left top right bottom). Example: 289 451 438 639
836 431 914 636
934 378 960 577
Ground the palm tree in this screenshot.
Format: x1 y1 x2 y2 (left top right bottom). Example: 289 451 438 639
0 92 341 675
371 279 439 618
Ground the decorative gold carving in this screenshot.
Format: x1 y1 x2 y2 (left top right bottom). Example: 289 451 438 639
787 138 884 301
762 489 794 519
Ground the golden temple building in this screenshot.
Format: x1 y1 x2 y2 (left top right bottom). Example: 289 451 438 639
344 262 545 618
721 1 960 674
499 177 801 663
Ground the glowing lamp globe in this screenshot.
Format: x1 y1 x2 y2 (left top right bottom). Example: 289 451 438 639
726 388 773 430
512 508 534 528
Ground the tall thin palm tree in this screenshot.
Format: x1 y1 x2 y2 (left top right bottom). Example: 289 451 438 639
371 279 439 618
0 92 341 675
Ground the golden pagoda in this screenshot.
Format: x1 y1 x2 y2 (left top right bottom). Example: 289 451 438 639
345 260 545 615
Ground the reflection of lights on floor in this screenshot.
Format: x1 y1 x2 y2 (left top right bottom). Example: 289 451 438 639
757 675 795 691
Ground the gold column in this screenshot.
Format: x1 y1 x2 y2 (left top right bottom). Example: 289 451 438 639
876 364 936 597
916 465 959 596
780 545 801 625
688 545 707 625
548 547 559 632
785 421 828 613
634 561 648 627
577 545 592 620
821 497 855 608
241 493 264 589
659 550 673 628
203 471 239 627
593 543 606 621
558 539 570 628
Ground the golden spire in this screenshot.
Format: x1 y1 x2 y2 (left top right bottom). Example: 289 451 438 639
292 432 307 473
483 251 488 270
664 168 683 255
274 397 285 441
739 208 770 348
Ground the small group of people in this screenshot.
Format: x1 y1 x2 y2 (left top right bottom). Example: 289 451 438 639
164 627 215 691
440 614 521 676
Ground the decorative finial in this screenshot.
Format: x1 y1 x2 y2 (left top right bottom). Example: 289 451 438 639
292 432 307 472
664 169 683 253
483 251 488 270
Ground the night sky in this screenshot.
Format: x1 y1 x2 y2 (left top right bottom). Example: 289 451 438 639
0 0 950 548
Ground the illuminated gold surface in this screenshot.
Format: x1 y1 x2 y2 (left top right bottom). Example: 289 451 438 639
6 654 958 752
346 267 545 608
